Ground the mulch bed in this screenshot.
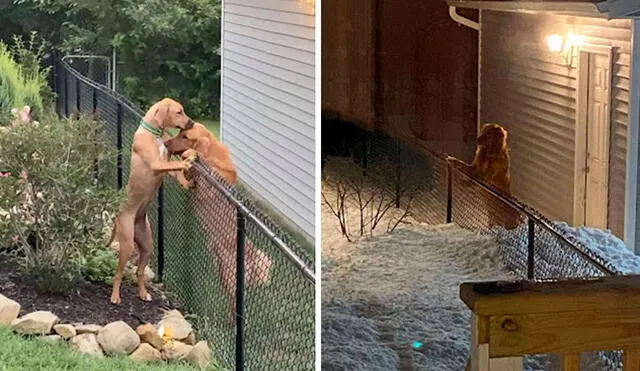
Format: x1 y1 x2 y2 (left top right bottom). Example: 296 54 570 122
0 254 183 329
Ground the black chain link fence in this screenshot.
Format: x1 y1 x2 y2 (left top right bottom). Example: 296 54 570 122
321 115 623 369
54 58 316 371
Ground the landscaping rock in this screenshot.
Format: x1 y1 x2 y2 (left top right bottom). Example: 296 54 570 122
41 334 63 343
158 313 193 340
136 323 163 350
75 324 102 335
70 333 104 357
97 321 140 355
184 331 197 345
53 324 76 339
125 264 155 283
11 311 59 335
162 341 193 361
0 294 20 326
162 309 184 319
130 343 162 363
186 340 212 368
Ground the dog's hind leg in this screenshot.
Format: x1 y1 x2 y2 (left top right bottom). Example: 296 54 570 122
134 211 154 302
111 213 135 304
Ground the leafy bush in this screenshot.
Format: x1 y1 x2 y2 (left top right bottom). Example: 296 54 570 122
0 115 123 293
0 40 44 124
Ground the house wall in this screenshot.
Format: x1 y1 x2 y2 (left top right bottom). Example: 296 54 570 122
321 0 376 131
479 10 631 238
221 0 315 242
378 1 479 160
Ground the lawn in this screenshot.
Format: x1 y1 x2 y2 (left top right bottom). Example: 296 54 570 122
0 326 205 371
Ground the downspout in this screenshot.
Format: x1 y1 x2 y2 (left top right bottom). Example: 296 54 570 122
448 6 479 31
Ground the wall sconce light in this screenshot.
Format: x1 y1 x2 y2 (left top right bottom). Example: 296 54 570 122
546 34 564 52
546 32 581 66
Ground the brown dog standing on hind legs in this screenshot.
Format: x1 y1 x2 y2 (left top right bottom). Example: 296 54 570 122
446 123 521 230
107 98 195 305
164 123 273 323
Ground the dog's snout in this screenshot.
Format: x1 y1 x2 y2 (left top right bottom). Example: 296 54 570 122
186 119 194 129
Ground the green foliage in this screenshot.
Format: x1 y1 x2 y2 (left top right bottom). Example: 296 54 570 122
9 0 222 119
73 245 117 285
10 32 56 118
0 42 44 124
0 115 123 293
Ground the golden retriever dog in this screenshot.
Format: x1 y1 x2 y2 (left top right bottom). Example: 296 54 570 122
107 98 195 304
164 123 273 321
446 123 520 230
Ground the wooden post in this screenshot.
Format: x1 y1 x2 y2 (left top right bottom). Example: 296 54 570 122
470 314 490 371
624 348 640 370
562 353 580 371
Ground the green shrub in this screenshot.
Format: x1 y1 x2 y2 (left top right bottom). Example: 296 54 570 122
0 115 123 293
10 32 55 118
0 39 44 124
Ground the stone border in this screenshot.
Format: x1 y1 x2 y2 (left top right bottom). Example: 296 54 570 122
0 293 211 368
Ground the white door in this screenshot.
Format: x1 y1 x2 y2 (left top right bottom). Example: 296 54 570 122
583 52 611 228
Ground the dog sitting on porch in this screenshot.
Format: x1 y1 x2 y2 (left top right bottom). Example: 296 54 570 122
446 123 521 230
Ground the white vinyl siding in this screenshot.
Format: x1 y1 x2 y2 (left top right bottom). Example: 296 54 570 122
221 0 315 240
479 10 631 238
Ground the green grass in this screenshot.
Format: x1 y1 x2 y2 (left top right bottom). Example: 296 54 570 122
200 119 220 137
0 326 216 371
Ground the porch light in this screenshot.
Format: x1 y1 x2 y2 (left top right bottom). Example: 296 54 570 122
547 34 564 52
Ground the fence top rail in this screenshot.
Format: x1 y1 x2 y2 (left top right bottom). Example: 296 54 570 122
192 161 316 284
60 59 143 117
60 59 315 285
397 135 619 276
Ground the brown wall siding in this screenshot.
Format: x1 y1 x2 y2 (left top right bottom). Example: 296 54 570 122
321 0 376 131
321 1 479 160
377 1 479 160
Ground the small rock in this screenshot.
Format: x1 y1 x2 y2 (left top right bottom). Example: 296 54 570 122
69 334 104 356
162 309 184 319
0 294 20 326
75 324 103 335
162 341 193 360
184 331 197 345
97 321 140 355
136 323 163 350
41 334 63 343
53 324 76 339
158 315 193 341
186 341 211 368
125 264 155 283
130 343 162 363
11 311 59 335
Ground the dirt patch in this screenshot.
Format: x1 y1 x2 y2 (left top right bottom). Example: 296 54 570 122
0 254 183 328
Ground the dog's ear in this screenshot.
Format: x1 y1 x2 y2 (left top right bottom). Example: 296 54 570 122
193 136 211 158
153 101 171 128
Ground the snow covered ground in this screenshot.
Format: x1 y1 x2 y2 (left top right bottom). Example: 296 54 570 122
322 176 626 370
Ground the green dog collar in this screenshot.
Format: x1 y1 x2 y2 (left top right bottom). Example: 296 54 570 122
139 120 163 137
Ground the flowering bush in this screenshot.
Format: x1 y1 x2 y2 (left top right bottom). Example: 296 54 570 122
0 115 123 293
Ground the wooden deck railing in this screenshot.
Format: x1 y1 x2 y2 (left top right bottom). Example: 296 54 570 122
461 275 640 370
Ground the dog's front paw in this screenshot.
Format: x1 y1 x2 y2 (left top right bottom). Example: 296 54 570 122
179 179 194 190
181 159 193 171
181 148 198 161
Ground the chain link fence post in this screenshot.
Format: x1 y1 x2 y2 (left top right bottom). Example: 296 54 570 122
235 207 247 371
157 185 165 281
116 102 123 189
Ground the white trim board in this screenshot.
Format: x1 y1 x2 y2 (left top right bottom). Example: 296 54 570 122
625 20 640 253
